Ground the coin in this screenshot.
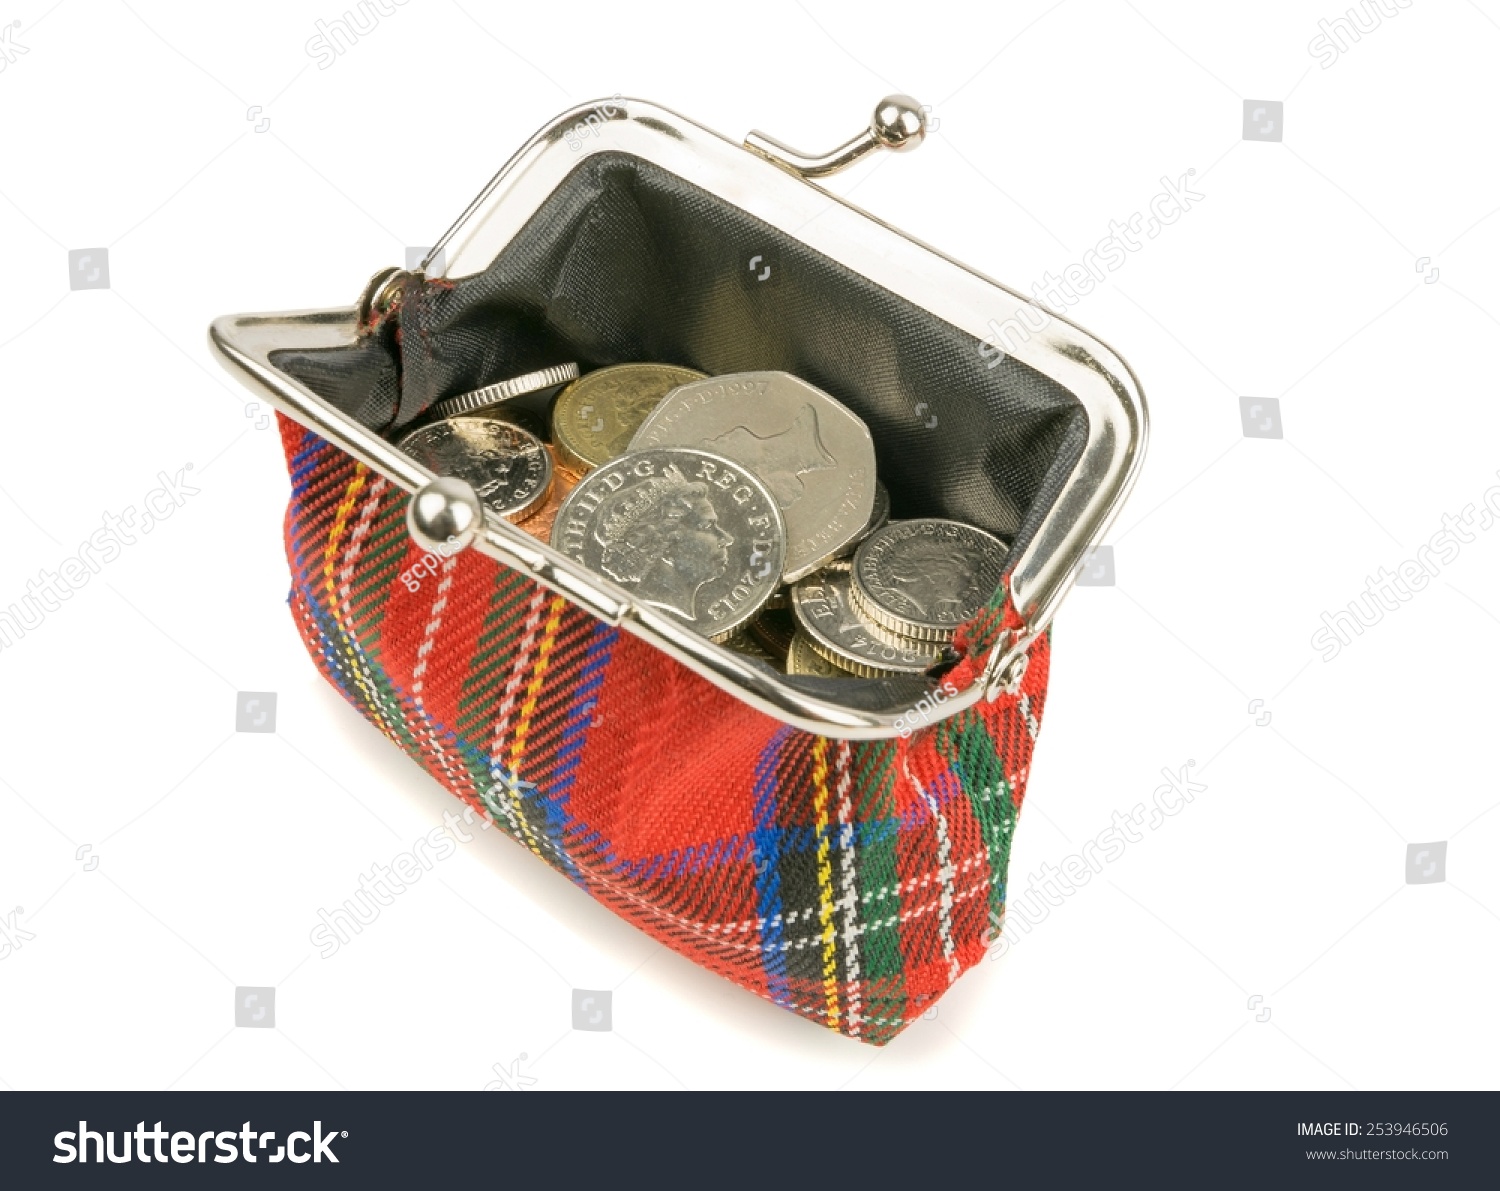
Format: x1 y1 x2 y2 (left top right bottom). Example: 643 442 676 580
515 444 578 544
790 563 941 677
397 416 552 523
721 628 777 664
723 621 780 651
629 370 877 582
832 479 890 560
428 362 580 420
867 480 891 536
786 631 853 678
850 518 1008 642
550 447 785 639
552 364 707 474
747 607 795 660
482 402 549 442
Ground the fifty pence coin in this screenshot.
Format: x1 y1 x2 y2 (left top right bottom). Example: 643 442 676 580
867 480 891 536
850 518 1008 642
428 362 580 420
552 363 707 474
397 416 552 523
629 370 876 583
832 479 891 560
550 447 785 639
790 563 940 677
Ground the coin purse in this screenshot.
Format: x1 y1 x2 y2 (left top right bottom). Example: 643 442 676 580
211 97 1147 1045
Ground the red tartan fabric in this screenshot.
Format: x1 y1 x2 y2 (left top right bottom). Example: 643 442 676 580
279 414 1051 1044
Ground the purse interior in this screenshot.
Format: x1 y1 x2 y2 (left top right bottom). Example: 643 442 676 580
271 151 1088 708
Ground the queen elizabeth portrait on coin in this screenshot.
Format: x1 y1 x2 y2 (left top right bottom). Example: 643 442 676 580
551 447 787 639
852 518 1008 641
594 464 734 621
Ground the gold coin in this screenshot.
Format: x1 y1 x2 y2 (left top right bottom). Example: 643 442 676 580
722 630 777 664
787 631 855 677
551 363 706 473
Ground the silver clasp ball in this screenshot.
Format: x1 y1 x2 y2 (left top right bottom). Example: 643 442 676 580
870 95 927 152
407 476 483 554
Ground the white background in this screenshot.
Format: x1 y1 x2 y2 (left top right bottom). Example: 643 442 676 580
1 0 1497 1091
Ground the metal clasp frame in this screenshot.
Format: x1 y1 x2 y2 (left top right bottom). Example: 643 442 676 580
211 97 1147 738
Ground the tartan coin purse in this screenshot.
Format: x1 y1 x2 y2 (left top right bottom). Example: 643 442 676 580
211 96 1147 1044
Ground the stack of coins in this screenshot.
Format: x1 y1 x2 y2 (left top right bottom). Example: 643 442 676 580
393 363 1008 681
798 518 1007 677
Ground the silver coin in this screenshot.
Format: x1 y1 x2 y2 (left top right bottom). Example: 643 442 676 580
397 416 553 523
550 447 785 639
832 479 890 560
428 362 579 420
628 371 876 583
850 518 1008 642
790 563 940 677
867 480 891 535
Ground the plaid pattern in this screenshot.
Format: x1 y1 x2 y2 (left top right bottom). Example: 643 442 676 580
280 416 1051 1044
